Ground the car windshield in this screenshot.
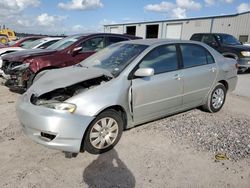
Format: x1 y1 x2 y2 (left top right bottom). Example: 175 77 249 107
80 43 148 77
216 34 241 45
47 35 80 50
22 38 45 49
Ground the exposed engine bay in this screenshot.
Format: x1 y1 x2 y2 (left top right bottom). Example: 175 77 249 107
31 75 111 105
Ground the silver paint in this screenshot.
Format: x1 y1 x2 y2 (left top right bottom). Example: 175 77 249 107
17 39 238 153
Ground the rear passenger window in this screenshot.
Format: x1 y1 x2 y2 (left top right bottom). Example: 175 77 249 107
139 45 178 74
206 51 215 64
190 34 202 41
201 35 217 44
180 44 214 68
107 37 128 46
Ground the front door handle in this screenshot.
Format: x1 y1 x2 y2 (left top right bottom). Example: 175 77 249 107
173 74 182 80
209 67 217 72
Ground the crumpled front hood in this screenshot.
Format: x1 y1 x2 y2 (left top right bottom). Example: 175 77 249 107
2 48 56 62
0 47 24 55
28 65 113 96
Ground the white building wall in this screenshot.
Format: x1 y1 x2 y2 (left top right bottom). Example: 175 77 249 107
104 12 250 42
135 24 145 38
212 13 250 42
181 19 212 39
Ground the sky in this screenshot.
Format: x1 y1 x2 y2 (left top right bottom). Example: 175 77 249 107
0 0 249 35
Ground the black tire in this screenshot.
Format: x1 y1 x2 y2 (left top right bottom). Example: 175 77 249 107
83 109 123 154
201 83 227 113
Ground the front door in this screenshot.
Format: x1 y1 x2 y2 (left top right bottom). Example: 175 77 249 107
131 44 183 125
70 36 105 66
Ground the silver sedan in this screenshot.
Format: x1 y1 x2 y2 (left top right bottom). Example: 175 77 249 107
17 39 238 154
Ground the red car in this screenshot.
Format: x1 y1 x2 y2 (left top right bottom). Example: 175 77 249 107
2 33 141 90
8 36 45 48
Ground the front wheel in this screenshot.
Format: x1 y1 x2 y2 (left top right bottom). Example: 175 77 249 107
201 83 227 113
83 109 123 154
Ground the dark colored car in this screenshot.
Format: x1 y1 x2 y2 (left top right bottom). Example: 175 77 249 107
2 33 141 90
190 33 250 73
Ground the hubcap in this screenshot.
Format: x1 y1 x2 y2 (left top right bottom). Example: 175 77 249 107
212 88 225 109
89 117 119 149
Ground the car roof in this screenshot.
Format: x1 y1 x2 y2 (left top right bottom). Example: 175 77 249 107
40 37 63 41
192 33 233 36
69 33 141 39
120 39 205 46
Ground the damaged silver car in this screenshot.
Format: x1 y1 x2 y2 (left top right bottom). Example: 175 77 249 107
17 39 238 154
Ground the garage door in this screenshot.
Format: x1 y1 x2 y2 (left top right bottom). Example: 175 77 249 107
110 27 119 34
166 24 182 39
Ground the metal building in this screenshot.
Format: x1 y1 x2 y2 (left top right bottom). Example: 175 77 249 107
104 11 250 43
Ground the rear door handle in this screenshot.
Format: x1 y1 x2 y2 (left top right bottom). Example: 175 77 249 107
173 74 182 80
209 67 217 72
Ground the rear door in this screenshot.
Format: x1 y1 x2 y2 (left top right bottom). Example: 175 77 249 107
179 43 217 108
131 44 183 124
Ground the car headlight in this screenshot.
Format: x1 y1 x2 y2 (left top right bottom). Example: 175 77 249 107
241 51 250 57
41 102 77 113
12 63 30 71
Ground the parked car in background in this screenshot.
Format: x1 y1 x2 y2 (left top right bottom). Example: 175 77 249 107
7 36 44 48
2 33 141 91
190 33 250 73
17 39 238 155
0 37 62 77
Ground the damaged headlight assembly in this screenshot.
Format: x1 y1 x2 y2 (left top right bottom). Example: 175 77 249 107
11 63 30 71
40 102 77 113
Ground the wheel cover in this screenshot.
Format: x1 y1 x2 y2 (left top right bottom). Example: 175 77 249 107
212 88 225 109
89 117 119 149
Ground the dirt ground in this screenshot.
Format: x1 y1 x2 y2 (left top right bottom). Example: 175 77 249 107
0 75 249 188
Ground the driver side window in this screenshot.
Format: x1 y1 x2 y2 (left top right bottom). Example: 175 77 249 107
139 44 178 74
81 37 105 52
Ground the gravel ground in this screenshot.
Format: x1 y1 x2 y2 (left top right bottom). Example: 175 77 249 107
138 108 250 161
0 76 250 187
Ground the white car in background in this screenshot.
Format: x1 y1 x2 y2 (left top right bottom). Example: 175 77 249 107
0 37 62 76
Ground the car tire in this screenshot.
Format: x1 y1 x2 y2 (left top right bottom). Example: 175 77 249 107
83 109 123 154
201 83 227 113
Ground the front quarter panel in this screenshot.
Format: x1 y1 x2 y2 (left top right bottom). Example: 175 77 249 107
66 75 133 127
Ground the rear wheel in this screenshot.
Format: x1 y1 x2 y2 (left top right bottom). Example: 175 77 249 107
83 109 123 154
201 83 227 113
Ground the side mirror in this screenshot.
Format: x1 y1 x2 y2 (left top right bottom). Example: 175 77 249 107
134 68 154 78
72 46 82 55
